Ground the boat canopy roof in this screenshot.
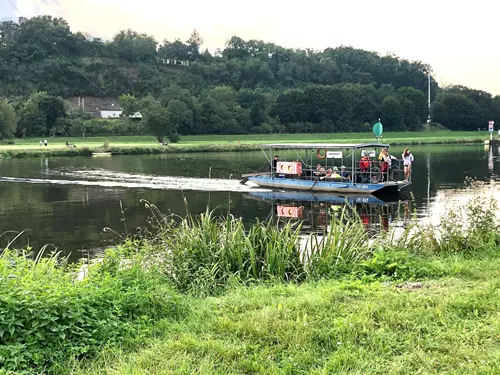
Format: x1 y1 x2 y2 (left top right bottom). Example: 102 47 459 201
260 143 390 150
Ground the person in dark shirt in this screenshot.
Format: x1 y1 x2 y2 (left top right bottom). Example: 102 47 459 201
340 166 351 180
271 155 279 172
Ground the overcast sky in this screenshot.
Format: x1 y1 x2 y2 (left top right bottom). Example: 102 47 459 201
4 0 500 95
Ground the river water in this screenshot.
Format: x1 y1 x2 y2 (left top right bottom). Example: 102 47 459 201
0 144 498 260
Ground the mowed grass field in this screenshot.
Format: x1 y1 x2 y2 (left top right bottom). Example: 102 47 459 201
0 131 491 153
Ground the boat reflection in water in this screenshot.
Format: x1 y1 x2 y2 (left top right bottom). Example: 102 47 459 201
245 191 412 236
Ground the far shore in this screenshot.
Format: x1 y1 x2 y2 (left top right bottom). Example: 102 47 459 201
0 131 494 159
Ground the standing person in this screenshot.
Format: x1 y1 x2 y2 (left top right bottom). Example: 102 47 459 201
39 140 42 147
378 148 390 181
44 139 48 147
402 148 414 182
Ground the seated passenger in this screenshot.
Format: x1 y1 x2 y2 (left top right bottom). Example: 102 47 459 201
340 166 351 180
314 164 326 176
321 168 331 180
331 166 341 179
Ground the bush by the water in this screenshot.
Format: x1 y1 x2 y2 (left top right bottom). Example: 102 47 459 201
0 248 187 374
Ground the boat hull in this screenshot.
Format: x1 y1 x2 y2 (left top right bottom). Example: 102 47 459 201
245 191 400 205
247 176 409 195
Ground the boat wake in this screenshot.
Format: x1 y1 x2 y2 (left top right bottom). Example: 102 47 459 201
0 169 270 193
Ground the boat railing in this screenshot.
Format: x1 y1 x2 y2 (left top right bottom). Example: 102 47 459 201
273 159 406 184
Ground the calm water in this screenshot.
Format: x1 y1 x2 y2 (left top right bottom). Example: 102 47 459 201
0 144 498 259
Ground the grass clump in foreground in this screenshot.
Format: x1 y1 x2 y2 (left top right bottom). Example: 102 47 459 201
1 189 500 374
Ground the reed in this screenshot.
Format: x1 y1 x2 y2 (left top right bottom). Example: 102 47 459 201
134 191 499 295
142 209 305 295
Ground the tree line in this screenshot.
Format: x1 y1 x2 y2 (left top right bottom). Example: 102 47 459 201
0 15 499 141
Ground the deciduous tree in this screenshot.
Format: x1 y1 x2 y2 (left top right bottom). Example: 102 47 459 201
0 98 16 139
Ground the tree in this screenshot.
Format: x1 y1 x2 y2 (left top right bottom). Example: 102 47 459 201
381 96 404 131
223 36 250 60
186 29 203 61
2 14 500 137
119 94 140 115
0 99 16 139
142 102 169 143
431 102 449 126
17 92 66 136
165 99 192 139
397 86 427 123
112 29 157 63
433 93 483 130
158 39 189 61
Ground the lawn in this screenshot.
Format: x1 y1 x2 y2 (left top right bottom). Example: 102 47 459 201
71 252 500 375
0 131 492 154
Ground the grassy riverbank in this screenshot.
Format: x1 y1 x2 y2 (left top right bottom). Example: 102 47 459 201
0 131 492 158
1 193 499 374
74 263 500 375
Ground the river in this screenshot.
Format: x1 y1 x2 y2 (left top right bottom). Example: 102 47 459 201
0 144 498 260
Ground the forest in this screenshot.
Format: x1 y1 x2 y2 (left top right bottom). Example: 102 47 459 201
0 15 499 140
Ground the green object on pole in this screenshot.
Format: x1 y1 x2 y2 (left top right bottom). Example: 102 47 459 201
373 121 383 138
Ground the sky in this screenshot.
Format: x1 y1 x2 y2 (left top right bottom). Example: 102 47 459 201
3 0 500 95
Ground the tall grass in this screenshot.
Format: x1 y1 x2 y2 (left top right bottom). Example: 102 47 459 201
385 193 499 255
133 191 499 295
139 209 306 295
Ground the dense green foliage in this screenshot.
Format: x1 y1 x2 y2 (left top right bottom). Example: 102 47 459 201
0 98 16 139
1 16 499 139
0 247 186 373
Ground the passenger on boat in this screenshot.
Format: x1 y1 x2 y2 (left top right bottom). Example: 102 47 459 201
331 166 341 179
314 164 326 176
402 148 414 182
271 155 279 172
360 154 370 172
321 168 333 180
378 148 391 182
340 166 351 180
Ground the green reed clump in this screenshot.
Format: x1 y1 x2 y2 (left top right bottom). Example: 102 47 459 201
137 203 376 295
386 192 499 255
306 207 372 278
0 247 187 374
132 191 500 295
142 209 305 295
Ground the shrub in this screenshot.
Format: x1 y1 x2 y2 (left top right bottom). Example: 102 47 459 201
0 248 187 374
167 132 180 143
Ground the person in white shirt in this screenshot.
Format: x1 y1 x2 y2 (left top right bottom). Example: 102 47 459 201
402 148 414 182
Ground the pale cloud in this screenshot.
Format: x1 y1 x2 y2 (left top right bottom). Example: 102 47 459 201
11 0 500 95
